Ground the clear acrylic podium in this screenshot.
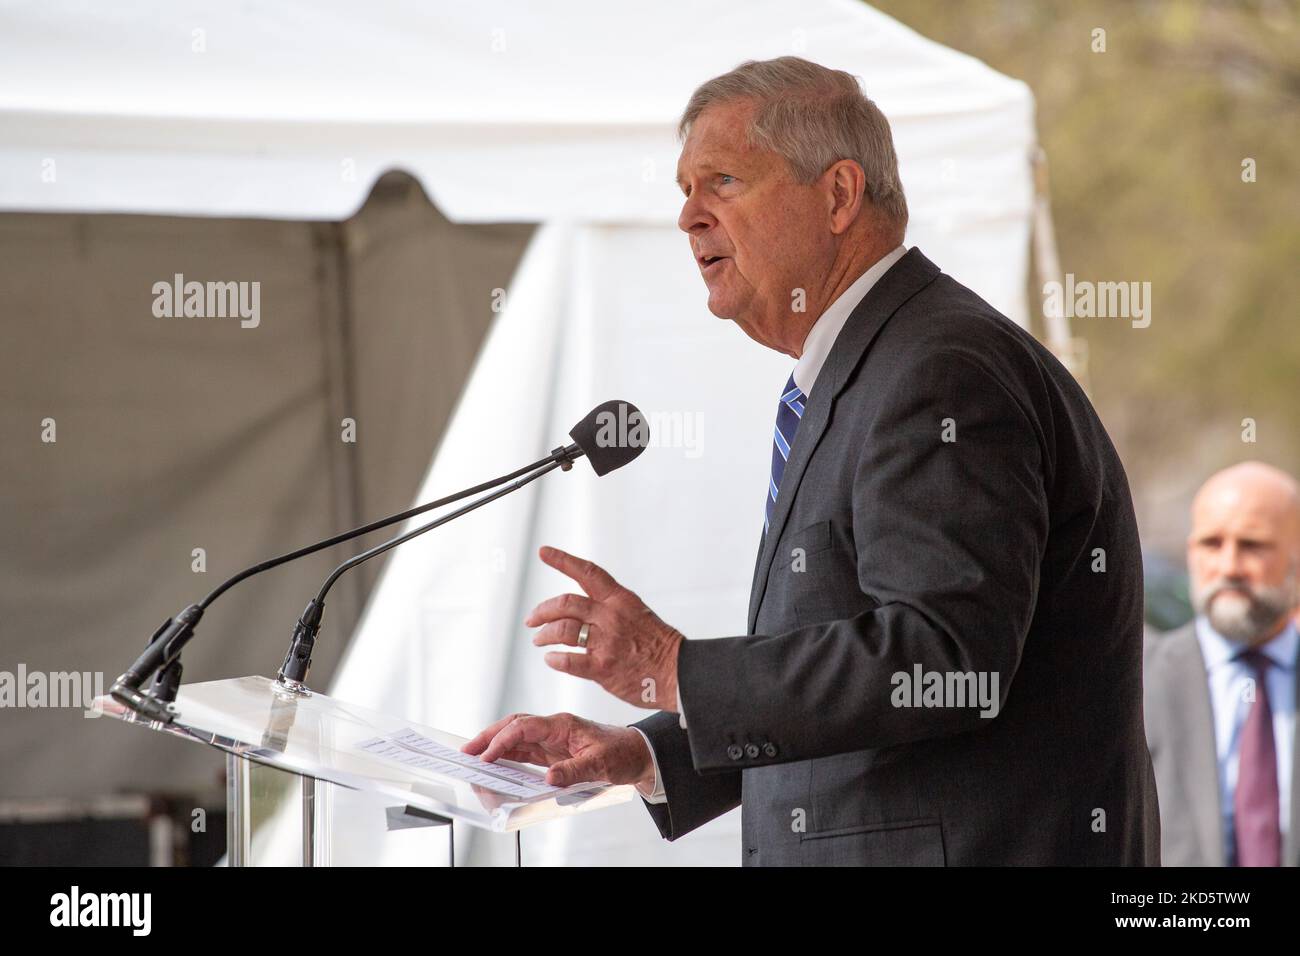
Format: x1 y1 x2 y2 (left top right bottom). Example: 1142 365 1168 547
96 675 632 866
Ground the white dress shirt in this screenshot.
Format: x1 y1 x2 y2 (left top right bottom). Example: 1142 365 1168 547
1194 616 1297 864
634 245 909 803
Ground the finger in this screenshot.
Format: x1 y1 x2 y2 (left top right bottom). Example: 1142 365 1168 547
490 744 551 767
461 713 527 755
538 546 620 601
545 650 598 680
532 619 587 647
547 754 607 788
479 715 554 764
525 592 597 629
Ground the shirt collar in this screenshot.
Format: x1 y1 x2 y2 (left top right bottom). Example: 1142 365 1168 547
791 244 907 396
1195 615 1299 673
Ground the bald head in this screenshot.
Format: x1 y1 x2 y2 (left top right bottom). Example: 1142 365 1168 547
1188 461 1300 646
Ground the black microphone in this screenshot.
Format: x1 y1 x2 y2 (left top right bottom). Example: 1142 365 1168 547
275 400 650 691
569 398 652 476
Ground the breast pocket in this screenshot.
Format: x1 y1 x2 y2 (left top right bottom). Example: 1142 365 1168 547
781 518 861 626
787 519 832 561
800 819 947 866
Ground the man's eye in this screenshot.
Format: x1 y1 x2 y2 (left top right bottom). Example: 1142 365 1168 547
719 175 736 185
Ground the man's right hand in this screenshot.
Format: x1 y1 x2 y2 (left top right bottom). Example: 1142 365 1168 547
462 711 655 791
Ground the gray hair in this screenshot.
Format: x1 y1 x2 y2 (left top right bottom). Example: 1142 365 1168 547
679 56 908 234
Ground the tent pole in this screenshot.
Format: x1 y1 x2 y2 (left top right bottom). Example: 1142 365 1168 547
1031 148 1090 393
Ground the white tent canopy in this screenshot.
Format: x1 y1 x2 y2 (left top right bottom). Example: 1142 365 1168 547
2 2 1032 224
1 0 1037 864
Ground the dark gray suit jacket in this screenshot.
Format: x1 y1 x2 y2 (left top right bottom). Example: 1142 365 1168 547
1144 623 1299 866
634 247 1160 865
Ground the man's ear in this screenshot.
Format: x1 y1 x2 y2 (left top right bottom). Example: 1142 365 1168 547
825 159 867 235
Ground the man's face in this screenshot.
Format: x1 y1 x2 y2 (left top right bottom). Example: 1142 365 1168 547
1187 476 1300 645
675 100 833 355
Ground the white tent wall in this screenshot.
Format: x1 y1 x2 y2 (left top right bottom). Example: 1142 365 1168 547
0 178 534 800
252 221 794 865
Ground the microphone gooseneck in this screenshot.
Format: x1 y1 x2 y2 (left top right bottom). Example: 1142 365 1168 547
107 398 651 718
277 400 651 691
276 453 573 689
109 447 576 717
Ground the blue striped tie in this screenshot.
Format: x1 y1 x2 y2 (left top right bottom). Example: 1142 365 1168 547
765 372 805 533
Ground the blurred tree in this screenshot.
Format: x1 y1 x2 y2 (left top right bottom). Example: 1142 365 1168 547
870 0 1300 562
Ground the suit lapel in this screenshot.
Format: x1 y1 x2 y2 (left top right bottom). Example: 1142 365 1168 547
746 248 941 634
1167 628 1225 866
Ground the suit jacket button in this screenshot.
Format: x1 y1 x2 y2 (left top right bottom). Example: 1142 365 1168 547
726 744 744 761
744 743 760 759
762 742 778 758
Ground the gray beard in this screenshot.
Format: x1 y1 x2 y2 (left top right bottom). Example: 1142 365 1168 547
1192 577 1297 646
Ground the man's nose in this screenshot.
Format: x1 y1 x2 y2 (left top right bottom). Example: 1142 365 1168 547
677 193 714 235
1219 541 1250 579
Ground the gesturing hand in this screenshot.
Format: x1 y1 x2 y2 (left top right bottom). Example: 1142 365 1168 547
526 546 684 710
461 711 656 790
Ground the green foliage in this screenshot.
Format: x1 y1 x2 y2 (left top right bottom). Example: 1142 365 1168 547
871 0 1300 556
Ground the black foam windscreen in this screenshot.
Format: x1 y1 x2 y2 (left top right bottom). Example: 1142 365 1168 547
569 400 651 476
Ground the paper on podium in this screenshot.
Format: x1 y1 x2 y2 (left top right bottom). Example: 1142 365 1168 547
355 727 596 801
96 675 632 832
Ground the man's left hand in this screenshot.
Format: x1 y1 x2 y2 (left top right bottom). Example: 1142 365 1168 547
527 545 683 710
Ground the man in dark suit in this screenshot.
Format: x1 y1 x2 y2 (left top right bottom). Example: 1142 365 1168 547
465 56 1159 865
1145 462 1299 866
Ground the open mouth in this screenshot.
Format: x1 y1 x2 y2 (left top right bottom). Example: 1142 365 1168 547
699 254 729 273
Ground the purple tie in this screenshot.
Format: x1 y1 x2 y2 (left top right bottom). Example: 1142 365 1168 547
1234 650 1281 867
